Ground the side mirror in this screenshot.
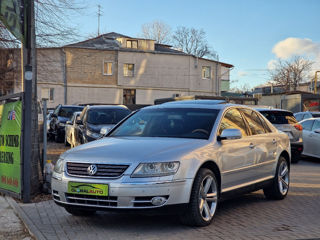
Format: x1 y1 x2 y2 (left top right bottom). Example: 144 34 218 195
66 121 72 125
217 129 242 141
100 126 112 136
76 119 83 125
314 128 320 134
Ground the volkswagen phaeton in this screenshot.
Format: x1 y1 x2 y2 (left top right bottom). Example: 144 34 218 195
52 102 290 226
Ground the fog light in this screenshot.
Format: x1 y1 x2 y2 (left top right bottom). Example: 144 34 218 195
151 196 167 206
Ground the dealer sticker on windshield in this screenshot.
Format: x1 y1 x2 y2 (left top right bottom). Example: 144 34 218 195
68 182 108 196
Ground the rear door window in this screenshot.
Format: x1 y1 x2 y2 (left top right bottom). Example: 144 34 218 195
311 120 320 131
259 111 297 124
241 109 266 135
301 120 314 131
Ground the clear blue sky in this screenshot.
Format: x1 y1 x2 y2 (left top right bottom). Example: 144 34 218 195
72 0 320 90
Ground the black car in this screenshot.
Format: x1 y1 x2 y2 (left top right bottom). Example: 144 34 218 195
74 105 131 145
49 104 84 142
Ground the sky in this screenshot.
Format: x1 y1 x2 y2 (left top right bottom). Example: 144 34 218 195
71 0 320 90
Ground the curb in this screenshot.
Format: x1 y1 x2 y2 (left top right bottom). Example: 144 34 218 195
6 196 46 240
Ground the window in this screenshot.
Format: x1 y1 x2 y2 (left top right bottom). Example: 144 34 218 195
312 120 320 131
123 89 136 105
301 120 314 131
241 109 266 135
123 64 134 77
126 40 138 49
219 108 248 136
41 88 54 101
294 113 303 122
103 62 113 75
202 66 211 79
259 115 272 133
260 111 297 124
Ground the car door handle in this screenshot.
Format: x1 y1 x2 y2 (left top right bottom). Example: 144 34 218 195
272 139 277 144
249 143 255 149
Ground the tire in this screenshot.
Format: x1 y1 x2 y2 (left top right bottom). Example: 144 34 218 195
180 168 219 227
64 206 96 216
263 156 290 200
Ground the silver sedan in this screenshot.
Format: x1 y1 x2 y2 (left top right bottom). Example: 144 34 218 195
52 102 290 226
300 118 320 158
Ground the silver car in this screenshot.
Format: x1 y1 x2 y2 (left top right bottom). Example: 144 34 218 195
52 103 290 226
300 118 320 158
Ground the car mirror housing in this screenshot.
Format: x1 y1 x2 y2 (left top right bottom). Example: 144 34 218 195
218 129 242 141
66 121 72 125
100 126 112 136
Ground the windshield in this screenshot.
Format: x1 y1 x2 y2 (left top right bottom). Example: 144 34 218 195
59 107 84 119
109 108 219 139
87 108 130 125
260 111 297 124
312 113 320 118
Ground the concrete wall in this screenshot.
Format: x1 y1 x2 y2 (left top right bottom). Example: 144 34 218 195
65 48 117 85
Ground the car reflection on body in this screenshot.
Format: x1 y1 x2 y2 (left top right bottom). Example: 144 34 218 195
52 102 290 226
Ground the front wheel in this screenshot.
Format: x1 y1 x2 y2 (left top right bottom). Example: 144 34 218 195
180 168 219 227
263 156 290 200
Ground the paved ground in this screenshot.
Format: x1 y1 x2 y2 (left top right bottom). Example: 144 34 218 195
13 157 320 240
0 195 32 240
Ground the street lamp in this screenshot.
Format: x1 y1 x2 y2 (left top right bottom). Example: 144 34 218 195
315 71 320 94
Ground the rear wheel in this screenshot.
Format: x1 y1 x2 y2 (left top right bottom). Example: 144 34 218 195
64 206 96 216
180 168 218 227
263 156 290 200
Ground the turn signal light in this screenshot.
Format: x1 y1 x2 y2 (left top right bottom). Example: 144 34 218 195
294 124 303 131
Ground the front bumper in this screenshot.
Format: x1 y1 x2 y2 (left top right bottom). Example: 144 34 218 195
51 173 193 209
291 141 303 155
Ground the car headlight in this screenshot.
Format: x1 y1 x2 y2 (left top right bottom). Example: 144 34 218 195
54 158 65 174
86 129 101 139
131 162 180 178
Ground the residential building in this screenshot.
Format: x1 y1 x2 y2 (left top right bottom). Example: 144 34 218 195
1 32 233 108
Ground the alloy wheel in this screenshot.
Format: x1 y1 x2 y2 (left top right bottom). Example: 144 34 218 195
278 161 289 195
198 175 218 221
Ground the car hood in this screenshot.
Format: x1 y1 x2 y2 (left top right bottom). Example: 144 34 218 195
62 137 207 164
87 123 116 133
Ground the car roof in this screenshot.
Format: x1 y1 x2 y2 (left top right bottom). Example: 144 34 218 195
162 100 227 105
60 105 84 108
300 117 320 122
87 105 129 110
254 108 293 113
142 103 248 111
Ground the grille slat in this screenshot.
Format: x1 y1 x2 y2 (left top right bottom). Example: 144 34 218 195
65 193 118 207
66 162 129 178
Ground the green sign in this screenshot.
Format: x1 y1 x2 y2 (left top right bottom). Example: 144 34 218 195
68 182 108 196
0 0 23 41
0 101 22 194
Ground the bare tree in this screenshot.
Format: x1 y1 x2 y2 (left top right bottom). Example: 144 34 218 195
140 20 171 44
172 26 217 59
270 56 314 91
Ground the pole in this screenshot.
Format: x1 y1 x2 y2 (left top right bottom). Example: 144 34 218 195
22 0 33 203
42 99 47 176
315 71 320 94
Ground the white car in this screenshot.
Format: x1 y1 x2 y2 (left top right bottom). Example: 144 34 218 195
52 102 290 226
300 118 320 158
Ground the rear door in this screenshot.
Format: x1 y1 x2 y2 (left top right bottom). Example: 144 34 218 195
301 119 315 156
241 108 277 179
217 108 256 190
310 120 320 157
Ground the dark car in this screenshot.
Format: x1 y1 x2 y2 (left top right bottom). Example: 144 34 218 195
74 105 131 145
256 108 303 163
49 104 84 142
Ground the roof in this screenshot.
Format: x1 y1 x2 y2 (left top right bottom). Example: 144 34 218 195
162 100 227 105
142 102 241 111
87 105 129 110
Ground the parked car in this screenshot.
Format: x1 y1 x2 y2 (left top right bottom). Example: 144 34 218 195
52 103 290 227
74 105 131 145
300 118 320 159
256 108 303 163
65 111 82 148
49 105 84 142
294 111 320 122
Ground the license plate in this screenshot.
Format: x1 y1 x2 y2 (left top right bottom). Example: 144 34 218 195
68 182 108 196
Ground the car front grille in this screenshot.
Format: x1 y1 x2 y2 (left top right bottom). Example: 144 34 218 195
65 193 117 207
66 162 129 178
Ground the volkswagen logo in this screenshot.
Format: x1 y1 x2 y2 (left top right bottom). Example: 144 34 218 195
87 165 98 176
